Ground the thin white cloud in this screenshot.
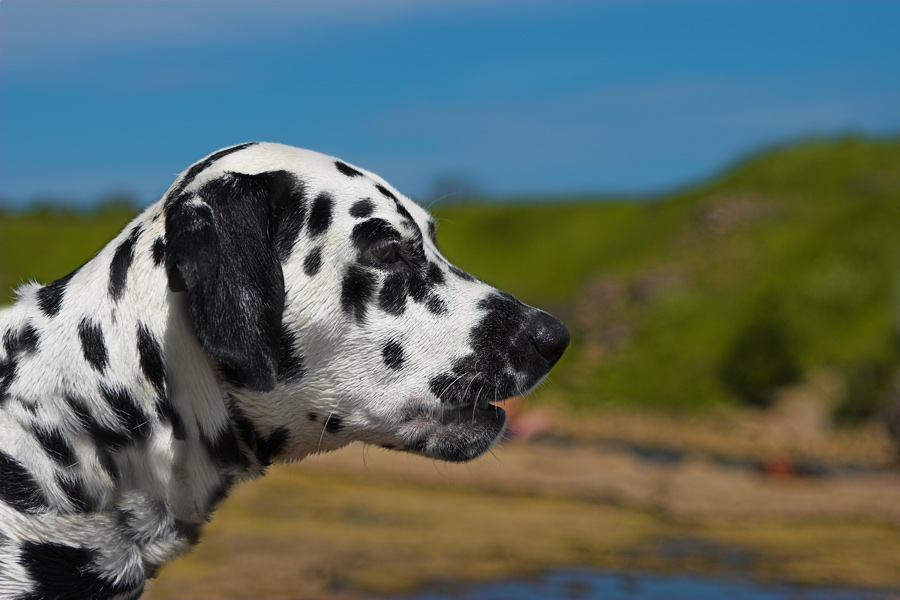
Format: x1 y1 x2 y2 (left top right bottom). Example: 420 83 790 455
0 0 555 72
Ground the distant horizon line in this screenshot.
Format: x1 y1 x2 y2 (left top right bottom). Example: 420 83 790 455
2 132 897 213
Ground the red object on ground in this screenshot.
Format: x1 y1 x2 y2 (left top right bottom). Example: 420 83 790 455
759 458 798 477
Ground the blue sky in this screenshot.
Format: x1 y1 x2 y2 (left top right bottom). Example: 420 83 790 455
1 1 898 208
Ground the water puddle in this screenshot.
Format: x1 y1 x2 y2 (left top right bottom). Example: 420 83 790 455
403 568 897 600
533 433 893 476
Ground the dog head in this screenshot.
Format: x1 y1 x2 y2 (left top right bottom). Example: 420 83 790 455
164 143 569 463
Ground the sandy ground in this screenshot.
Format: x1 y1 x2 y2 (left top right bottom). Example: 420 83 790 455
144 407 899 599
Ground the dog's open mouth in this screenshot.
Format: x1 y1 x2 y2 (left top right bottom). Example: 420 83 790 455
436 399 505 426
395 399 508 463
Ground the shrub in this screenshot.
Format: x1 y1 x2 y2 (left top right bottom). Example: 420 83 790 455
833 358 897 425
720 297 800 408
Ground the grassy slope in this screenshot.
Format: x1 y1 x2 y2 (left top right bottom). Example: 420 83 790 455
2 138 897 412
1 205 137 302
432 138 899 410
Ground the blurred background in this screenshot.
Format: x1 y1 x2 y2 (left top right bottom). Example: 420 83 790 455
1 2 898 599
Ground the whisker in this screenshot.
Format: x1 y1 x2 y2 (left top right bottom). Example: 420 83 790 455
439 371 469 403
317 397 344 456
425 193 461 211
361 443 370 473
432 458 451 482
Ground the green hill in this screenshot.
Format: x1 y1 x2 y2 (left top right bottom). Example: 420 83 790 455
2 137 898 417
1 202 138 302
431 138 899 415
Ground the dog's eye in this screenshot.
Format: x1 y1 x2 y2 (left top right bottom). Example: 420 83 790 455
371 241 399 263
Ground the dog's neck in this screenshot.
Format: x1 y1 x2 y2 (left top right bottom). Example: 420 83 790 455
101 233 279 573
0 206 271 586
1 201 348 592
158 293 264 516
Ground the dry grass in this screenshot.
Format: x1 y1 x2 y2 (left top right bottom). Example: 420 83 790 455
145 407 899 599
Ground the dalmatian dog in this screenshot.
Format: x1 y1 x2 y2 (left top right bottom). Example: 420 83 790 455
0 142 569 599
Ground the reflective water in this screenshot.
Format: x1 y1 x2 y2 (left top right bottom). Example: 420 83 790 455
406 569 896 600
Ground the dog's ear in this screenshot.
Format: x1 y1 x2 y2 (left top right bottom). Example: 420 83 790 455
165 170 296 391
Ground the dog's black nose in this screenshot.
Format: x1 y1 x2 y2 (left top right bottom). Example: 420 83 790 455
528 311 570 368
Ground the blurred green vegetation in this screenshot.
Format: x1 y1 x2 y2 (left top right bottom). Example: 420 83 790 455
1 200 138 298
719 294 801 409
2 138 898 418
431 137 900 416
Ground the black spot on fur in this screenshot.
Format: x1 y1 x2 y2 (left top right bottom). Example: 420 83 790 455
57 474 92 513
352 218 400 252
205 476 237 512
99 383 151 440
350 198 375 218
382 340 405 370
19 541 140 600
341 265 377 324
273 186 307 262
3 322 40 355
304 247 323 277
89 445 121 484
166 142 257 203
36 268 79 317
2 330 16 355
426 262 446 286
20 323 39 352
216 363 248 390
137 323 184 438
137 323 166 395
202 424 247 470
228 406 253 449
392 197 416 225
63 394 92 432
65 393 131 450
64 395 126 482
450 264 477 282
403 234 427 265
426 294 448 315
151 237 166 267
156 395 185 440
174 519 204 547
378 272 408 316
109 224 142 302
16 398 36 415
0 356 16 397
0 449 47 513
308 192 334 237
227 398 289 467
278 324 307 382
336 160 363 177
33 426 77 468
307 411 318 422
255 426 289 464
427 219 437 244
375 184 398 202
78 318 108 373
323 414 344 434
407 272 429 303
428 373 460 405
